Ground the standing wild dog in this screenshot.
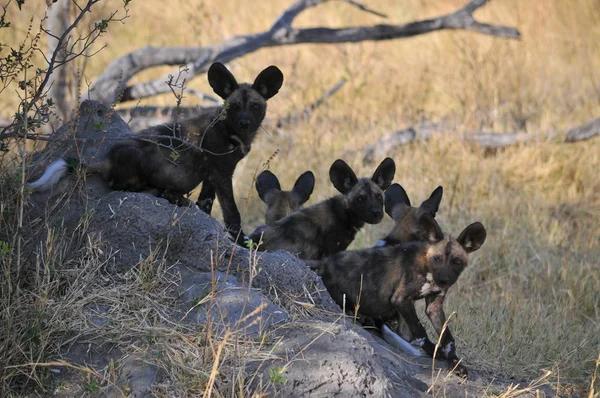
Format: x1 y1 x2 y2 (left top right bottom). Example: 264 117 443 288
370 183 444 341
249 158 396 260
308 216 487 378
27 62 284 242
255 170 315 224
376 183 443 246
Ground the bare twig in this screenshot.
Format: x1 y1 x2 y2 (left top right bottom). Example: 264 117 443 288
17 131 236 157
91 0 520 104
276 78 346 128
338 0 388 18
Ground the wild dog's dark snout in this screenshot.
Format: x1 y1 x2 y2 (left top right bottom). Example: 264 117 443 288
239 118 251 129
434 272 453 287
371 208 383 219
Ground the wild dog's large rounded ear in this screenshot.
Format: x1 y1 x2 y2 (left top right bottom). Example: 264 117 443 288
256 170 281 204
457 222 487 253
417 213 444 243
371 157 396 190
252 65 284 100
208 62 239 99
292 171 315 205
384 183 411 220
418 186 443 218
329 159 358 194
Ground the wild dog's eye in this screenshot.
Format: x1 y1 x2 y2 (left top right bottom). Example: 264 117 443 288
452 258 464 267
432 255 443 264
375 193 383 201
251 103 260 109
230 103 239 110
357 195 365 203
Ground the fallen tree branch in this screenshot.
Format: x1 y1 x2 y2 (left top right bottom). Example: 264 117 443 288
90 0 520 105
360 116 598 163
116 105 218 132
116 105 214 121
115 78 346 133
466 132 526 147
565 116 600 142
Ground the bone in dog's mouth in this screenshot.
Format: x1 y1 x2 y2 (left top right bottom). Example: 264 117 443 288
230 135 248 155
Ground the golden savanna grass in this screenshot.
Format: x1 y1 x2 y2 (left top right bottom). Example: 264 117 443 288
1 0 599 395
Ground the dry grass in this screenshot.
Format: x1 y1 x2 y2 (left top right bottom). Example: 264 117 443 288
0 185 287 395
1 0 599 396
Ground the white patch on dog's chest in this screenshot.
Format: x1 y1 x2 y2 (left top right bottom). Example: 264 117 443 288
420 272 442 296
442 341 455 357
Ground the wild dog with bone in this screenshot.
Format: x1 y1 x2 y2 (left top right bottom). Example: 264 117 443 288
27 62 284 242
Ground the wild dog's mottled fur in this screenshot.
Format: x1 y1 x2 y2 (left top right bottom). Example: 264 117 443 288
249 158 395 260
377 184 443 246
27 63 284 241
256 170 315 224
371 184 444 341
308 217 487 378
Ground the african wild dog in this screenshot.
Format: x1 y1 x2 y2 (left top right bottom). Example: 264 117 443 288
308 215 487 378
368 184 445 341
255 170 315 224
376 183 443 247
27 62 284 242
249 158 396 260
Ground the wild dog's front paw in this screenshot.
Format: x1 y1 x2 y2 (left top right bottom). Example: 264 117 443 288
448 360 468 379
180 197 196 207
412 338 442 359
161 191 192 207
197 198 213 214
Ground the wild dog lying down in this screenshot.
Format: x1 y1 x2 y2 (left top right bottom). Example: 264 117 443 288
377 183 443 247
255 170 315 224
27 62 284 242
308 216 487 378
249 158 396 260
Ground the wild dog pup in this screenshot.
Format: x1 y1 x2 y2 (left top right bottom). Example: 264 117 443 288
255 170 315 224
27 62 284 242
376 183 443 247
249 158 395 260
371 184 444 342
308 216 487 378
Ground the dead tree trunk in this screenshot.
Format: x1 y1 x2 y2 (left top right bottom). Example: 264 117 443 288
90 0 520 105
46 0 73 126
